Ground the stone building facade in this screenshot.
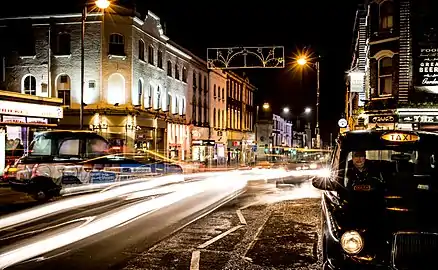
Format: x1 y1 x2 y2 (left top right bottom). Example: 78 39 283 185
0 8 206 159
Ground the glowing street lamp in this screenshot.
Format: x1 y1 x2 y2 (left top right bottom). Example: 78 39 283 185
297 56 308 66
283 107 290 113
96 0 110 8
80 0 111 129
304 107 311 114
262 103 270 110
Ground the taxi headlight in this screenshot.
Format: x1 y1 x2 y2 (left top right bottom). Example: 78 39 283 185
340 231 363 254
310 163 317 169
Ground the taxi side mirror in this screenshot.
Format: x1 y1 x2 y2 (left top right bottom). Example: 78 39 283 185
312 176 336 191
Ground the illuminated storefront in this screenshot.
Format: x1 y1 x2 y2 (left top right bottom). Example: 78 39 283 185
167 122 190 161
0 91 63 169
191 126 212 163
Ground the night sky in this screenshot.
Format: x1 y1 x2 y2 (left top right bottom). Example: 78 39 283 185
3 0 363 142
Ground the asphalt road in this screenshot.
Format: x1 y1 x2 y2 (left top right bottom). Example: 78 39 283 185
0 169 321 270
122 180 323 270
0 171 253 269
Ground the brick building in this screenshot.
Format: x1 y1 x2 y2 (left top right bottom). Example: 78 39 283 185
226 72 256 164
347 0 438 131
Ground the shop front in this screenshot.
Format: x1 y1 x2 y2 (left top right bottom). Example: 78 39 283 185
191 126 212 163
227 131 256 165
364 113 398 130
210 129 227 166
167 122 189 161
397 108 438 131
0 91 63 171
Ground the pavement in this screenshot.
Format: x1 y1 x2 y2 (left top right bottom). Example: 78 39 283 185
123 181 322 270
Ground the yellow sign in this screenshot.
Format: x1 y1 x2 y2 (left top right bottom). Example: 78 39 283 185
381 132 419 142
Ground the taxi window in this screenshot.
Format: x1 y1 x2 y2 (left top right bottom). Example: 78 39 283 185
29 136 52 156
85 138 109 158
59 139 80 156
344 149 437 188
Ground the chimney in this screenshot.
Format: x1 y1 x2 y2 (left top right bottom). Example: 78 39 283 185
163 22 167 35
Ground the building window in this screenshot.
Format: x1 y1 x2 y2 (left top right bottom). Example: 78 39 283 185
213 84 216 98
138 40 145 61
157 50 163 68
378 56 393 95
175 64 180 80
182 98 186 115
193 73 197 87
380 1 394 30
56 33 71 55
148 45 154 65
156 86 161 110
167 60 172 77
213 108 216 127
136 79 143 106
182 67 187 82
23 75 36 95
56 74 71 106
109 33 124 56
146 85 152 108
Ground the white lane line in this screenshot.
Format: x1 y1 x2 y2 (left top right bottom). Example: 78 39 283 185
236 209 247 225
242 214 270 258
189 250 200 270
197 225 244 249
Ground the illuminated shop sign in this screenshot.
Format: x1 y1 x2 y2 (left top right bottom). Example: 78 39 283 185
349 72 365 93
399 115 438 123
368 115 397 123
0 100 63 119
417 48 438 86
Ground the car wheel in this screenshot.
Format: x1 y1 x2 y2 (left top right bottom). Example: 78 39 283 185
31 190 51 202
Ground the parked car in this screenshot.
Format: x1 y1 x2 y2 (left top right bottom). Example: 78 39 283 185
5 130 182 201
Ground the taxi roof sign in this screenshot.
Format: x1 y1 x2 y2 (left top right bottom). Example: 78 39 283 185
381 132 419 142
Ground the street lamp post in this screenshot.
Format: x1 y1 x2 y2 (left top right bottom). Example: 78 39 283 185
316 60 320 149
297 55 321 148
80 6 86 130
80 0 110 130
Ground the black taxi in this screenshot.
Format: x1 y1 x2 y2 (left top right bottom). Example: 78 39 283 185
313 130 438 270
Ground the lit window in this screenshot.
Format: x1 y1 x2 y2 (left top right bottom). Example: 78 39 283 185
380 1 394 30
378 57 393 95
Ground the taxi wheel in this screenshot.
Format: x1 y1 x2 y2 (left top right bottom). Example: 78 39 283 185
31 190 51 202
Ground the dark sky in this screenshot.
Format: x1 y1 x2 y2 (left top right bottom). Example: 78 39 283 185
4 0 362 143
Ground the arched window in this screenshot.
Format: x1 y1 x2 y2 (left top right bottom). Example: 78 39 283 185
56 74 71 106
134 79 143 106
213 108 216 127
378 57 393 95
167 60 172 77
380 1 394 30
138 40 145 60
107 73 125 104
23 75 36 95
148 45 154 64
156 86 161 110
145 85 153 108
109 33 124 55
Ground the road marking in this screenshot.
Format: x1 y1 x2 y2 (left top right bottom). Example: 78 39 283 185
242 213 270 258
236 209 247 225
197 225 244 249
189 250 200 270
